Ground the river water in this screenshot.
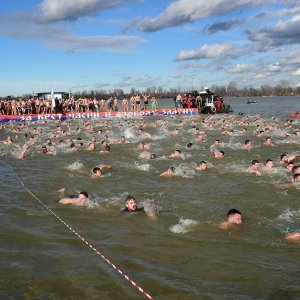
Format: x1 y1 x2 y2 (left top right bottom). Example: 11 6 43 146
1 96 300 299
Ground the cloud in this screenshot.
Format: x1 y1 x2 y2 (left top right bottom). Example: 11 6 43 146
46 34 143 53
204 19 243 34
228 63 253 74
292 69 300 76
131 0 275 32
35 0 138 23
0 12 143 53
174 43 243 61
247 13 300 50
176 61 206 70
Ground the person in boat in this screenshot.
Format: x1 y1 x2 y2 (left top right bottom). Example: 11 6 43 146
218 209 242 230
59 191 89 206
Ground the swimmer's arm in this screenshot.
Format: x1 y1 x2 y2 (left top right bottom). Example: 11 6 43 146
59 197 77 204
288 154 300 162
18 143 33 159
98 164 112 170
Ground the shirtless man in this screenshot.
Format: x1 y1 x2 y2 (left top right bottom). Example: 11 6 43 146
218 209 242 230
247 160 262 176
196 161 208 171
122 195 157 220
242 139 252 150
280 153 300 165
263 137 275 146
160 166 177 177
212 149 225 159
169 149 184 159
90 164 112 178
59 191 89 206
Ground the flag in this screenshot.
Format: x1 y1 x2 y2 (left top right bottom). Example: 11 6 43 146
51 86 56 108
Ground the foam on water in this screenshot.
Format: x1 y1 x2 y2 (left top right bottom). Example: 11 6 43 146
169 218 199 234
65 160 84 170
277 208 300 223
135 162 151 171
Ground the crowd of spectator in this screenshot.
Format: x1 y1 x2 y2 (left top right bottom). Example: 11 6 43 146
0 93 158 115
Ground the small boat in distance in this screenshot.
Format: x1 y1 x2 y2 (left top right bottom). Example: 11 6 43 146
247 100 257 104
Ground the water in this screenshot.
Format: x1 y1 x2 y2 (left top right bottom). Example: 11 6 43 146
1 96 300 299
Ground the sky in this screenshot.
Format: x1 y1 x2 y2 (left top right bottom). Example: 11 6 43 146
0 0 300 97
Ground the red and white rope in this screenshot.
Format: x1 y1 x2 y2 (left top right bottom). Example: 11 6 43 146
9 163 155 300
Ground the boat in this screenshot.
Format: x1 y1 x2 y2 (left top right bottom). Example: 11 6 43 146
177 88 233 114
289 113 300 119
247 100 257 104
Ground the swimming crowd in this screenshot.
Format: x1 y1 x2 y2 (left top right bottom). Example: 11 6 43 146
0 112 299 243
0 93 157 115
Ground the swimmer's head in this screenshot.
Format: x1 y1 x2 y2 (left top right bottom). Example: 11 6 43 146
198 161 207 171
293 173 300 182
227 208 242 225
150 153 157 159
186 142 193 148
125 195 137 211
92 167 102 174
41 146 47 154
170 166 176 173
280 154 288 162
287 162 294 171
78 191 89 204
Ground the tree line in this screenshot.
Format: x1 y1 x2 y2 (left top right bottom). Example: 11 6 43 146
3 80 300 99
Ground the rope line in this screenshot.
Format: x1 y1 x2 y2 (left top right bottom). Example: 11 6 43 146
6 161 155 300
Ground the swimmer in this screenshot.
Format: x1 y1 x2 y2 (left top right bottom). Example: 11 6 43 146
122 195 144 212
242 139 252 150
169 149 184 159
212 150 225 159
18 143 34 159
247 160 262 176
186 142 193 149
90 164 112 178
138 142 151 150
100 144 111 153
41 145 54 155
122 195 157 220
265 159 275 170
210 139 220 153
218 208 242 230
118 135 128 144
286 162 294 172
160 166 177 177
292 165 300 174
59 191 89 206
196 160 208 171
280 153 300 165
87 142 96 151
263 137 275 146
275 173 300 188
150 153 157 159
285 231 300 243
